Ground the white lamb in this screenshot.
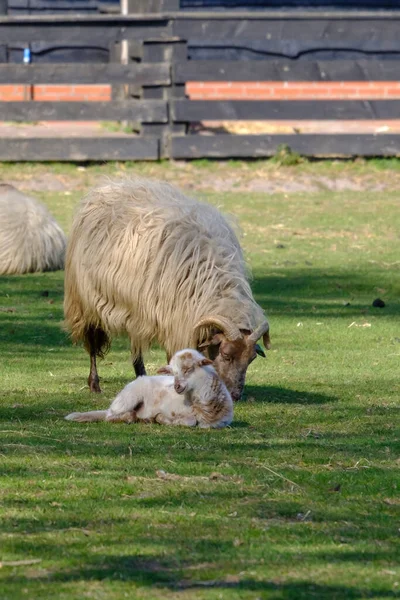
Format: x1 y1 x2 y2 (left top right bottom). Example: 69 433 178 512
65 349 233 429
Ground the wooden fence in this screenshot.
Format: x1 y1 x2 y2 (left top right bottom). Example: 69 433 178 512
1 10 400 160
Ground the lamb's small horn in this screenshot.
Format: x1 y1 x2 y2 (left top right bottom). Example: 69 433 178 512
248 321 271 347
192 315 243 346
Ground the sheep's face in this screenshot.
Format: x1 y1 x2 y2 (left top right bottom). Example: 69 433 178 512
199 332 266 402
157 349 213 395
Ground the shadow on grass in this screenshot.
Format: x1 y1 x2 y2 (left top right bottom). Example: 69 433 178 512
0 383 338 428
2 554 398 599
1 267 399 355
0 315 68 350
252 269 400 319
243 385 338 404
0 273 64 297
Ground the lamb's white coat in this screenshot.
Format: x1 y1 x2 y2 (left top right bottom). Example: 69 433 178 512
65 349 233 428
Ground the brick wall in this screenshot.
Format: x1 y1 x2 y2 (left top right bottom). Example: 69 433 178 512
186 81 400 99
0 84 112 101
1 81 400 103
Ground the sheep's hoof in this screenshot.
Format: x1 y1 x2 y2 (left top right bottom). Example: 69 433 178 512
88 377 101 393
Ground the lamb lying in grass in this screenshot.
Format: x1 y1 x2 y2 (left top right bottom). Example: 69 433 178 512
65 349 233 428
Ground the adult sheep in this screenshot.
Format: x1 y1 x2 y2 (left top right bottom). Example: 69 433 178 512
64 177 270 401
0 183 66 275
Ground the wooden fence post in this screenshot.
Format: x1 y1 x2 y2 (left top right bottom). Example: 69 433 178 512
127 0 185 158
140 39 187 158
0 0 7 63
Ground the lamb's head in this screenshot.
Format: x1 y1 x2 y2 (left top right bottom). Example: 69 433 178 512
192 316 270 402
157 349 213 395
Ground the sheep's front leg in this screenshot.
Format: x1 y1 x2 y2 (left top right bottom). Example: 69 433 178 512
130 340 146 377
133 353 146 377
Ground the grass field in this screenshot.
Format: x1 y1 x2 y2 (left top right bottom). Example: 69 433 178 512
0 161 399 600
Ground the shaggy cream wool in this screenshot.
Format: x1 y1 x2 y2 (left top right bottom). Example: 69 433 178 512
64 177 265 360
0 184 66 275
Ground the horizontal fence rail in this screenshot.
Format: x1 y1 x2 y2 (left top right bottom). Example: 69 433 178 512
1 11 400 160
0 15 173 43
0 138 160 161
172 99 400 121
0 63 170 85
170 134 400 159
173 59 400 82
0 100 168 122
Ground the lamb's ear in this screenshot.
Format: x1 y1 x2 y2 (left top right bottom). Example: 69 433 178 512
198 358 213 367
157 365 173 375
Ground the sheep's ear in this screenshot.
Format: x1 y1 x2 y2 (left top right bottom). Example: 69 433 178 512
157 365 173 375
198 358 213 367
198 333 224 349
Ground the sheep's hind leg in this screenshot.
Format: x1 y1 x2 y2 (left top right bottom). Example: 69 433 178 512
88 351 101 393
85 326 104 393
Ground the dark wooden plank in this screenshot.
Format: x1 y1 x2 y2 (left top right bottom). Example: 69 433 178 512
0 16 173 44
128 0 162 10
0 136 160 161
172 9 400 18
99 2 121 13
1 12 400 48
172 99 400 122
0 63 170 85
127 0 180 12
181 0 400 7
1 9 400 20
173 16 400 55
0 100 167 122
174 59 400 83
171 133 400 158
162 0 180 8
9 0 99 9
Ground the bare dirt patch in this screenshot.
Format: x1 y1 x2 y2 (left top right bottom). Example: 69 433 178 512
3 162 400 196
1 120 400 195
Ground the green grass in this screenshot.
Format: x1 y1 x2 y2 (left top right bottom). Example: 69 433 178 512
0 162 399 599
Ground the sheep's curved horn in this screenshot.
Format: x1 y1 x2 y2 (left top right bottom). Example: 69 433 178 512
192 315 243 345
248 321 270 346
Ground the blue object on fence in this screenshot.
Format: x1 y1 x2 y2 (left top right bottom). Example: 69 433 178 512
23 48 31 64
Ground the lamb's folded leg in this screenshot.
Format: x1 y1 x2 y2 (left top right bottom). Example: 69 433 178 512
155 413 197 427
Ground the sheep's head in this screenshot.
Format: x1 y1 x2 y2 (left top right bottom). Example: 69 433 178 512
157 349 213 395
192 316 270 402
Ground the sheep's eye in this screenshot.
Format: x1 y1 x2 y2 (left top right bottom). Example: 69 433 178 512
221 354 233 363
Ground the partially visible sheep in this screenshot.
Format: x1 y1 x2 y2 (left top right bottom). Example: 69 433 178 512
0 183 66 275
65 348 234 429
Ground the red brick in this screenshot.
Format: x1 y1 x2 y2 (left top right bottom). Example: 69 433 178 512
0 80 395 107
186 81 392 101
383 87 400 97
33 84 111 101
0 85 25 101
